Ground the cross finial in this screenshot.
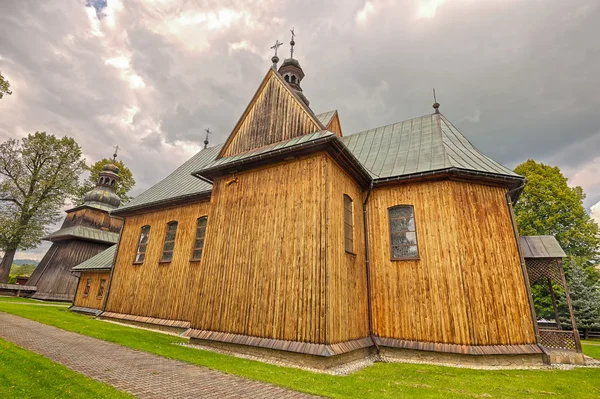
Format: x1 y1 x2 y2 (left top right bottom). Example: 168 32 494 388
432 88 440 114
204 128 211 149
290 27 296 59
112 144 120 161
270 40 283 67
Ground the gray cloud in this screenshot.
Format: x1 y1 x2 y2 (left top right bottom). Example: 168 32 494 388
1 0 599 260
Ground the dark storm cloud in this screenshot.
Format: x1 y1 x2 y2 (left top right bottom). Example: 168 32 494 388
1 0 599 260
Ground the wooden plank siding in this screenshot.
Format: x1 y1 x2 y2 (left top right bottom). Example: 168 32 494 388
29 240 110 301
104 201 211 322
61 207 122 234
326 112 343 137
367 180 536 346
325 155 369 343
73 271 110 310
189 153 327 343
219 69 322 158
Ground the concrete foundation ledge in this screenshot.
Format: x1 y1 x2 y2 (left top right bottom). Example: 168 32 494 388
69 306 103 316
99 311 190 334
548 351 586 365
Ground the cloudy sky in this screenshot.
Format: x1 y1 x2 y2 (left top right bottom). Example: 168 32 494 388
1 0 599 260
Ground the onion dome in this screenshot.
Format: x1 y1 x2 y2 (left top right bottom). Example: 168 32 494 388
83 156 121 210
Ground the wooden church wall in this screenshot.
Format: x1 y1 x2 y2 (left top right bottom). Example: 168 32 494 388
220 70 322 158
29 240 109 301
188 154 328 343
104 200 211 322
367 180 536 346
73 271 110 310
61 207 122 233
325 155 369 343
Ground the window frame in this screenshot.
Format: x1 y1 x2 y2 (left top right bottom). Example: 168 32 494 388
96 279 106 298
83 278 92 297
388 205 420 261
133 225 151 265
344 194 355 255
190 216 208 261
160 221 178 263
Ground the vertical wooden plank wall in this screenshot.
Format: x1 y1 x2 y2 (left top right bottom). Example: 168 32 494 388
326 113 343 137
220 70 322 158
73 271 110 309
188 154 328 343
325 155 369 343
105 201 211 322
368 180 536 346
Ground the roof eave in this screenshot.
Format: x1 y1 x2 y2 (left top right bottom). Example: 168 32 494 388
110 190 213 217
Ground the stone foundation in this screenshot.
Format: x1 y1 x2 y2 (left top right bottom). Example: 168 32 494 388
98 315 189 335
190 337 374 370
379 346 546 367
547 350 586 365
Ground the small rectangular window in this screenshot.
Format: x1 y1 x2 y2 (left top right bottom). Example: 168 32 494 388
161 221 178 262
83 278 92 297
389 205 419 260
344 195 354 253
134 225 151 264
97 279 106 298
191 216 208 260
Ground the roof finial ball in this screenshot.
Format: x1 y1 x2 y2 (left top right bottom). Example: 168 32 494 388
270 40 283 68
290 27 296 59
432 88 440 114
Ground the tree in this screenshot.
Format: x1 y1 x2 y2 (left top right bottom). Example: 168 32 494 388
514 160 600 269
76 158 135 205
567 260 600 338
0 132 85 283
0 72 12 99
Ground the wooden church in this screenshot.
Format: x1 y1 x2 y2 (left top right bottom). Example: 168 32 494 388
29 159 123 301
72 36 545 366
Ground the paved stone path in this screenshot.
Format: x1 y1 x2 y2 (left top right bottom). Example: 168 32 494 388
0 312 318 399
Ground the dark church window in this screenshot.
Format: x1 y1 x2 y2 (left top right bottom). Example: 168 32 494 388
285 75 290 82
161 221 178 262
291 75 297 84
97 279 106 298
191 216 208 261
134 225 151 264
344 195 354 253
388 205 419 260
83 278 92 297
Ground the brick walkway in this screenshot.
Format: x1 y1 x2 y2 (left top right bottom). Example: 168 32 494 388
0 312 318 398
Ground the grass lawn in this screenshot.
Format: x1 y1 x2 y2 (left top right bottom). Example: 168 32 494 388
0 296 69 306
1 302 599 399
581 339 600 359
0 338 132 399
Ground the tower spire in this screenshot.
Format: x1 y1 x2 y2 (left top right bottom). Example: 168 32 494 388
112 144 120 162
432 88 440 114
204 128 211 149
290 27 295 59
270 40 283 68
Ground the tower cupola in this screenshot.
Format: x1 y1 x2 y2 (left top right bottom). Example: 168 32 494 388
278 28 310 107
82 147 122 210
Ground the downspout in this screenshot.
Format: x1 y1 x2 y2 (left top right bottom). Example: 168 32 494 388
363 181 379 351
505 179 541 347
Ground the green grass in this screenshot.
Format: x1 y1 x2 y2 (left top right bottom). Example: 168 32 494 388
0 338 132 399
1 302 599 399
0 295 69 306
581 339 600 359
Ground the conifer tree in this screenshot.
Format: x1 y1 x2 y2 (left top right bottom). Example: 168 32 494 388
567 260 600 338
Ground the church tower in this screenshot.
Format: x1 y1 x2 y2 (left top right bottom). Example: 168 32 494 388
28 151 124 301
278 28 310 107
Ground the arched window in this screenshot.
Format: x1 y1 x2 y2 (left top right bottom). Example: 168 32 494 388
388 205 419 260
191 216 208 260
99 177 105 185
284 75 290 82
161 221 178 262
344 194 354 253
134 225 151 264
291 75 297 84
97 279 106 298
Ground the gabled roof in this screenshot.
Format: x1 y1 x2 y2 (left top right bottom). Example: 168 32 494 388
112 144 222 215
43 226 119 244
72 245 116 271
341 113 520 181
316 110 336 126
520 236 567 258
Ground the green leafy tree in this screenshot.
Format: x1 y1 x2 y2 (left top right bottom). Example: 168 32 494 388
514 160 600 271
0 72 12 99
76 158 135 205
0 132 85 283
567 260 600 338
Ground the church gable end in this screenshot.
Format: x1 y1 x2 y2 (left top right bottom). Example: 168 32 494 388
219 69 324 158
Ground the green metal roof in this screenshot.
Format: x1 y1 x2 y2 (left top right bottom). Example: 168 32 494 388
316 110 336 126
520 236 567 258
113 144 223 214
114 112 520 214
42 226 119 244
340 113 520 180
72 245 116 271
